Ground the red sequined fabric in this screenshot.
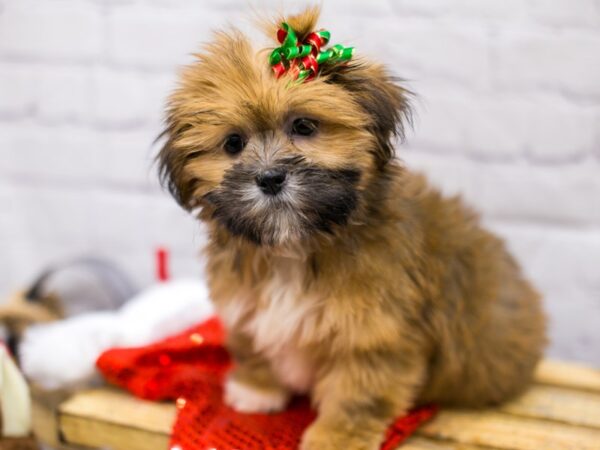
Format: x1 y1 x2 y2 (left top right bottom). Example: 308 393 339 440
97 317 437 450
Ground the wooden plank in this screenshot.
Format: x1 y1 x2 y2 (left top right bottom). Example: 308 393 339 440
58 388 176 450
60 419 496 450
418 410 600 450
56 359 600 450
402 436 494 449
59 389 458 450
57 366 600 435
59 388 176 434
500 384 600 429
32 398 62 448
535 360 600 393
31 385 86 450
60 413 170 450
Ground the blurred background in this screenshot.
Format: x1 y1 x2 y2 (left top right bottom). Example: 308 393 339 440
0 0 598 364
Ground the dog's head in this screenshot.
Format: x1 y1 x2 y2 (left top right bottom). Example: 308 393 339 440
158 7 410 246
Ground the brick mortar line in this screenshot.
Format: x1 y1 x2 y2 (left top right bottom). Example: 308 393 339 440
0 173 163 195
0 114 159 132
1 60 599 109
1 175 599 234
403 144 600 166
486 219 600 236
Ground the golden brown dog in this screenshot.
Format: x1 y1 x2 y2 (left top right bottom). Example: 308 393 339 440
158 7 546 449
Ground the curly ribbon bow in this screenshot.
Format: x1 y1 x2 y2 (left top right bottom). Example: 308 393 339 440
269 22 354 83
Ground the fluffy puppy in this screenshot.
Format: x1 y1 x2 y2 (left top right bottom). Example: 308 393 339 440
158 7 546 450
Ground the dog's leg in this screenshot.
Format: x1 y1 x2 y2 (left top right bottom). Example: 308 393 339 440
301 353 425 450
224 331 290 413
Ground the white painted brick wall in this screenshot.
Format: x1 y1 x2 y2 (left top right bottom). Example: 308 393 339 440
0 1 104 61
0 0 599 364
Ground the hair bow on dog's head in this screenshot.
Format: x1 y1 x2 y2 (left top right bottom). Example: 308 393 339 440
269 22 354 83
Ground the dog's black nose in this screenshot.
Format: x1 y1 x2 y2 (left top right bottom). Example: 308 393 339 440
256 169 286 196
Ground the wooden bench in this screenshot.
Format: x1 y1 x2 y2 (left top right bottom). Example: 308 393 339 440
35 359 600 450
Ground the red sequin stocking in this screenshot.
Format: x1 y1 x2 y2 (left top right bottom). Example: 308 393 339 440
97 317 437 450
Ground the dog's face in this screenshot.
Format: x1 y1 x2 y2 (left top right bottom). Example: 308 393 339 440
159 13 409 246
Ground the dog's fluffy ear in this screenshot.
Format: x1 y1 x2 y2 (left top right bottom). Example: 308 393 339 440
156 124 195 210
326 62 412 167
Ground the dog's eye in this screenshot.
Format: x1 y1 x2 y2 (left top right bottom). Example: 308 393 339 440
223 134 246 155
291 118 318 137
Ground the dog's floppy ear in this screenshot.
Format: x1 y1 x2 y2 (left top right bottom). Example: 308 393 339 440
325 62 412 167
156 122 197 210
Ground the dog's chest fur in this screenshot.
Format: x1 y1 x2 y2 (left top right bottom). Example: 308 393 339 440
222 255 320 393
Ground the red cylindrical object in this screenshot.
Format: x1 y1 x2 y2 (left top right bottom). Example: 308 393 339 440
156 247 169 282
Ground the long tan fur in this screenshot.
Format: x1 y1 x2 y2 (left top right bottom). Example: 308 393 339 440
158 7 546 450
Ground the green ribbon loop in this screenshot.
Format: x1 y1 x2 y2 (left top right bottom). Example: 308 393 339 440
269 22 354 83
284 44 311 60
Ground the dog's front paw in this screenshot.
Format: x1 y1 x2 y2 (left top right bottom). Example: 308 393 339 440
300 422 381 450
224 377 289 413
